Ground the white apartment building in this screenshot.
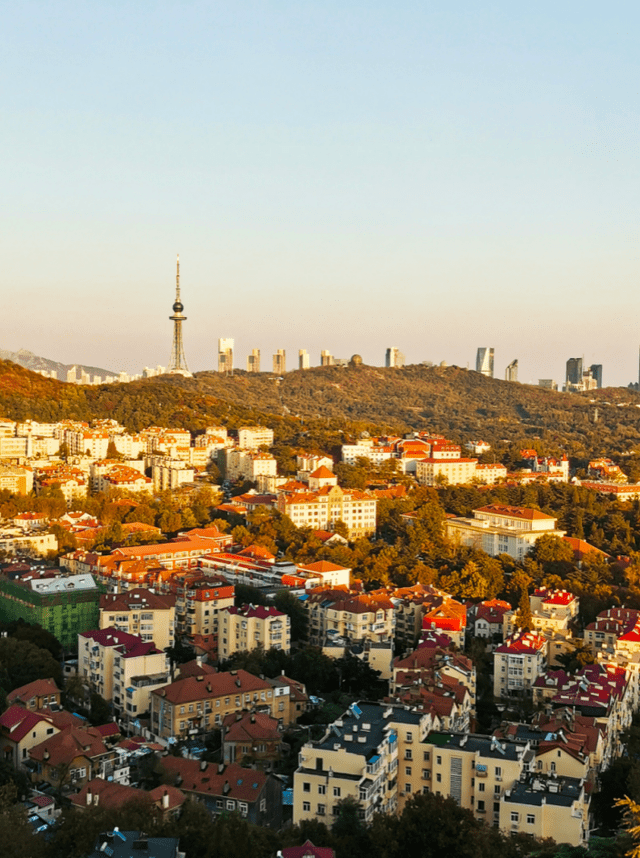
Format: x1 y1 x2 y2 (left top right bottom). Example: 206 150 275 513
277 485 377 539
493 632 547 697
446 504 565 561
238 426 275 450
225 449 278 482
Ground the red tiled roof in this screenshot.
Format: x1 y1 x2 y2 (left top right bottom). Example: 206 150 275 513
282 841 335 858
99 588 176 611
0 706 49 743
476 504 555 521
161 758 268 802
80 628 163 659
152 669 271 705
7 678 60 705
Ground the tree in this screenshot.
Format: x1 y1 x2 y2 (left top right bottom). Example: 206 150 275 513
513 586 533 633
274 589 308 642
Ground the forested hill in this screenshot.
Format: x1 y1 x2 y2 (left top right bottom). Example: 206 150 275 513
1 359 640 456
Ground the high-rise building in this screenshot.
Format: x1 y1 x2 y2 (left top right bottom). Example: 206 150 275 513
320 350 333 367
247 349 260 373
590 364 603 389
168 255 192 377
218 338 234 373
273 350 286 375
476 348 494 377
505 359 518 382
66 366 77 384
565 357 583 387
298 349 310 370
385 347 405 368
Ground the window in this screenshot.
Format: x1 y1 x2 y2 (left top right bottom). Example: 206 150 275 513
238 803 248 816
405 766 412 776
317 804 326 816
436 773 441 783
303 802 310 812
550 762 556 772
406 731 413 741
494 785 501 795
511 812 519 823
436 756 442 765
478 782 485 792
303 782 310 792
527 814 535 825
405 749 413 760
318 785 326 795
477 800 485 812
260 799 266 812
423 751 430 762
495 766 502 777
333 787 341 797
226 800 235 811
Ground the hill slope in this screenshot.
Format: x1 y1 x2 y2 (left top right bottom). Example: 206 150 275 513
0 360 639 456
0 348 115 380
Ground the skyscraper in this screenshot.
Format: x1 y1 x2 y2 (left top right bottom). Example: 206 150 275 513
385 347 405 368
320 350 333 367
590 364 603 389
247 349 260 373
168 255 191 377
505 359 518 382
218 338 234 373
476 348 494 377
299 349 310 370
565 357 583 387
273 349 286 374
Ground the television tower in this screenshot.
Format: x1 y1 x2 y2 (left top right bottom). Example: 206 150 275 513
168 255 192 377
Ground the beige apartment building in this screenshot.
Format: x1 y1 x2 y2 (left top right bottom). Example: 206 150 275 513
503 588 579 666
99 589 176 650
305 588 395 647
293 702 432 826
220 604 291 659
277 485 378 539
446 504 565 562
415 456 478 487
78 628 170 718
149 669 280 740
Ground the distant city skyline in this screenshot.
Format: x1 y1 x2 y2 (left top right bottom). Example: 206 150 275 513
1 3 638 386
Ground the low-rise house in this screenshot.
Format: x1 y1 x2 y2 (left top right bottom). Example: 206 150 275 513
7 678 61 711
472 599 512 641
87 829 183 858
161 758 282 828
0 706 61 768
28 724 125 789
222 710 283 769
267 674 310 724
503 589 579 666
280 842 335 858
70 777 185 820
583 608 640 658
500 774 590 847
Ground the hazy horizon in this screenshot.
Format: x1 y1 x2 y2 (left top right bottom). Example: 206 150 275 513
2 2 638 385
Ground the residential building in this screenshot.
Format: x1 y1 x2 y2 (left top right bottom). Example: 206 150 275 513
218 338 234 373
273 350 286 374
281 843 335 858
445 504 565 562
86 829 183 858
494 632 547 697
161 757 282 828
78 628 170 717
7 678 61 711
500 775 590 847
152 459 195 491
299 349 310 370
220 604 291 658
391 645 476 719
246 349 261 373
385 347 405 368
222 710 283 769
503 588 579 666
320 350 333 367
0 706 63 769
224 448 278 482
305 587 395 647
111 529 232 570
293 701 431 825
276 484 377 539
70 778 185 820
238 426 274 450
99 589 176 650
472 599 512 641
267 675 309 724
0 464 33 494
476 347 494 377
28 724 123 789
167 575 234 644
295 560 351 588
583 607 640 658
149 669 279 740
415 454 478 487
0 573 100 650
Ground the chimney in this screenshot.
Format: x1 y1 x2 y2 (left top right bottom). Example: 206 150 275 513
200 760 207 771
86 788 92 806
162 790 169 809
223 780 230 795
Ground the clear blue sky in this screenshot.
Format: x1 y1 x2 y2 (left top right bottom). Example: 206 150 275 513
1 1 638 384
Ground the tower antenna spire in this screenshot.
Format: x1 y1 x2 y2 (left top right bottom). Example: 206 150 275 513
167 254 192 377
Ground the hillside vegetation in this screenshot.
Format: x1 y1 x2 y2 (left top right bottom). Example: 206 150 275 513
1 359 640 456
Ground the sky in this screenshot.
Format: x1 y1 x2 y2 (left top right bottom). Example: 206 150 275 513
1 1 638 385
